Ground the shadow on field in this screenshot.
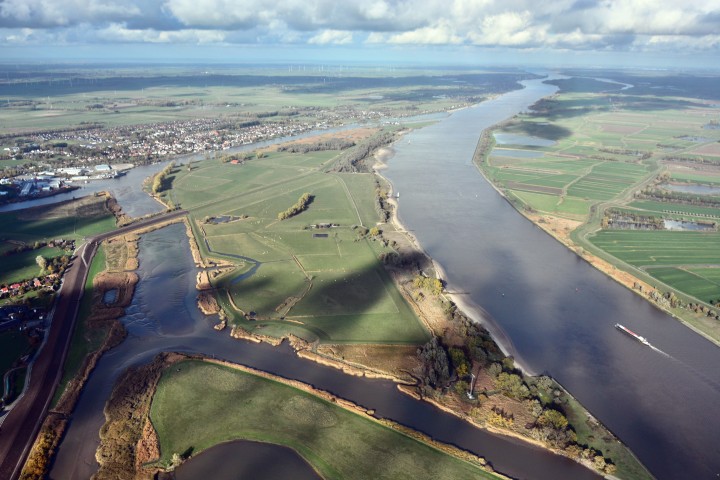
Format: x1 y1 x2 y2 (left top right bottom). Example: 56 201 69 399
224 246 433 343
526 93 706 124
0 210 115 240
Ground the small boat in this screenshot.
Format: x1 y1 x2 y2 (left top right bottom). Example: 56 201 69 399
615 323 650 346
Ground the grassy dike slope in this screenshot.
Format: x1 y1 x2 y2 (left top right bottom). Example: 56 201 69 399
149 360 499 480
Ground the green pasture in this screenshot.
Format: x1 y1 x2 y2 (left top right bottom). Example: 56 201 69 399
150 360 497 480
589 230 720 266
0 246 64 284
670 172 720 185
0 209 115 243
644 267 720 304
173 147 428 344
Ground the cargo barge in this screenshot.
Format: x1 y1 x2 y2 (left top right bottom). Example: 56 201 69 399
615 323 650 346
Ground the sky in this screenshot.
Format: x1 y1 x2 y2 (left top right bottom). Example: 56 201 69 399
1 0 719 69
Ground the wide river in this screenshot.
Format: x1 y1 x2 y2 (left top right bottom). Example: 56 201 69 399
383 78 720 479
47 76 719 479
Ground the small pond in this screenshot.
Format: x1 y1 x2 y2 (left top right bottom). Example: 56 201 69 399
663 219 716 231
661 183 720 196
102 289 118 304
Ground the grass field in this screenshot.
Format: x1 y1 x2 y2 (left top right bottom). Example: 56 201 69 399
0 197 116 244
150 360 497 480
0 246 64 285
172 148 429 344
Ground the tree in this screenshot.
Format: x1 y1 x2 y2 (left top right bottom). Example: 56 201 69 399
449 347 470 378
35 255 46 271
538 409 568 430
495 372 530 399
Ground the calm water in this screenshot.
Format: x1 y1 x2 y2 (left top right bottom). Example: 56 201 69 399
662 183 720 196
383 78 720 479
51 223 599 480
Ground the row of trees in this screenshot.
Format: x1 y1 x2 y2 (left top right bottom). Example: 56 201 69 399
151 162 175 194
328 130 396 173
278 137 355 154
277 193 312 220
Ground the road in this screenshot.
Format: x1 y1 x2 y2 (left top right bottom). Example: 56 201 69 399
0 209 187 480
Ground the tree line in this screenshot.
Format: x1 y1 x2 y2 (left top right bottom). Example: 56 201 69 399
277 192 312 220
151 162 175 194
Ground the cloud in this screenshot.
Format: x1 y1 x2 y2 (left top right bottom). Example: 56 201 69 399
0 0 718 55
308 30 354 45
0 0 142 28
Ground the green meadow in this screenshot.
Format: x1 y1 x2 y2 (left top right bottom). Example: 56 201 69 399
150 360 498 480
171 148 429 344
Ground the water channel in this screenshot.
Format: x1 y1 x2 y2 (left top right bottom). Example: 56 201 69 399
45 76 720 479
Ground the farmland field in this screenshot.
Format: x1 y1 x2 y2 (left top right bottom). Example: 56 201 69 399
171 144 429 344
150 360 497 480
588 230 720 301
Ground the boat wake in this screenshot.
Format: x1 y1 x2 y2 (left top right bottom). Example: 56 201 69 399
648 344 671 358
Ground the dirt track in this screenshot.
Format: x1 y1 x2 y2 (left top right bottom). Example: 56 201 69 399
0 209 187 480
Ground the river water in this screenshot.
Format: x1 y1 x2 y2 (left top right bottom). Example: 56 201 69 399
382 78 720 479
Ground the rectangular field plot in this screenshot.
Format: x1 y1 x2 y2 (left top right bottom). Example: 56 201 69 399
556 197 592 216
590 231 720 266
645 267 720 303
626 201 720 219
511 191 561 212
335 173 382 227
207 233 288 262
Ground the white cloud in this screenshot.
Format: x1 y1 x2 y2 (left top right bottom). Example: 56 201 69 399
388 21 463 45
0 0 141 27
308 30 354 45
0 0 718 54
